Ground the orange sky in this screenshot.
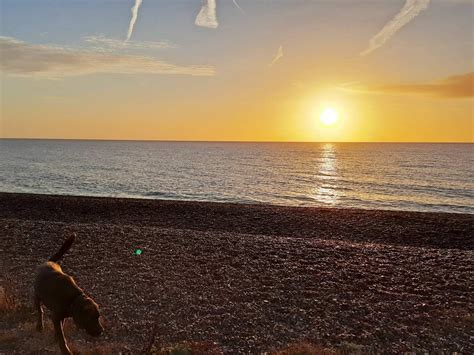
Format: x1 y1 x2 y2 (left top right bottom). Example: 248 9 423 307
1 0 473 142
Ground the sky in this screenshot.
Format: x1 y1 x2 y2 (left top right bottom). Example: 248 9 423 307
0 0 473 142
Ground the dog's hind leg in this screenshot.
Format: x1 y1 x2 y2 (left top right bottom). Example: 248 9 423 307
34 294 43 332
53 315 72 355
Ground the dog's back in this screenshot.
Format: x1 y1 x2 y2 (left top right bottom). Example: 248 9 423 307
34 235 82 315
35 262 82 314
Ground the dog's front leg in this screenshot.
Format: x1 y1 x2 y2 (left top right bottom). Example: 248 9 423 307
53 316 72 355
34 295 43 332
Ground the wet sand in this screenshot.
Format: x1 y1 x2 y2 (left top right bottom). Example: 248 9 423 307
0 193 473 353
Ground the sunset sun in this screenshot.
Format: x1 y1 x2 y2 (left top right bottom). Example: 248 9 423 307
320 108 339 126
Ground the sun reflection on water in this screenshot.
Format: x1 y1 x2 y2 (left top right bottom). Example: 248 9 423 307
313 143 340 205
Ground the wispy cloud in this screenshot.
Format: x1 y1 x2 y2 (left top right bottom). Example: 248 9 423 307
195 0 218 29
361 0 430 56
342 72 474 98
233 0 245 14
126 0 143 41
269 46 283 67
84 34 174 51
0 36 214 78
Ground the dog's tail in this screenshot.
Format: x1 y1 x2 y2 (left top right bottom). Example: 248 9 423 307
49 234 76 262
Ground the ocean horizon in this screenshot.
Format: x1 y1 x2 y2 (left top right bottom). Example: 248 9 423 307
1 139 472 214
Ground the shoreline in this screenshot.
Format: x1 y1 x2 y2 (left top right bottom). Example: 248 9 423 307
1 192 473 353
1 191 473 215
1 192 472 250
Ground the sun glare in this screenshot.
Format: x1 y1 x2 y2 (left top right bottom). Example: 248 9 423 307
320 108 339 126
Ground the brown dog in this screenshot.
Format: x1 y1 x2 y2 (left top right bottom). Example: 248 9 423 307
34 235 103 355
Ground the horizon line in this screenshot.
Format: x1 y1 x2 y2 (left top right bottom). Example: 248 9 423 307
0 138 473 144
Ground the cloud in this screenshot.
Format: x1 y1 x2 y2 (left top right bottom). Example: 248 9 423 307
269 46 283 67
233 0 245 14
0 36 214 78
344 72 474 98
361 0 430 56
195 0 218 29
84 34 174 51
376 72 474 98
126 0 143 41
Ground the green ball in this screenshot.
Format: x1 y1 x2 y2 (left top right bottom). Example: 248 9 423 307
134 249 142 255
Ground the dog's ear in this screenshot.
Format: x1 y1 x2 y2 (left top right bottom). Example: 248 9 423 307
83 298 100 316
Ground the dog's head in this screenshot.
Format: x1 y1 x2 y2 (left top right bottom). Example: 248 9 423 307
71 296 104 337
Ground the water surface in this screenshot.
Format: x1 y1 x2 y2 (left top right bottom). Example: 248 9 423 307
1 140 472 213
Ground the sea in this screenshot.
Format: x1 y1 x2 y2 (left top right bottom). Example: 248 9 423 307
0 140 472 214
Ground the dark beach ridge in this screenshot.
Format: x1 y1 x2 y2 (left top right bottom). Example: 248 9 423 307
0 193 473 353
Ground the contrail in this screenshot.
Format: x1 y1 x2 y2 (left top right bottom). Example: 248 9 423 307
269 45 283 67
233 0 245 14
195 0 218 29
126 0 143 41
361 0 430 56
